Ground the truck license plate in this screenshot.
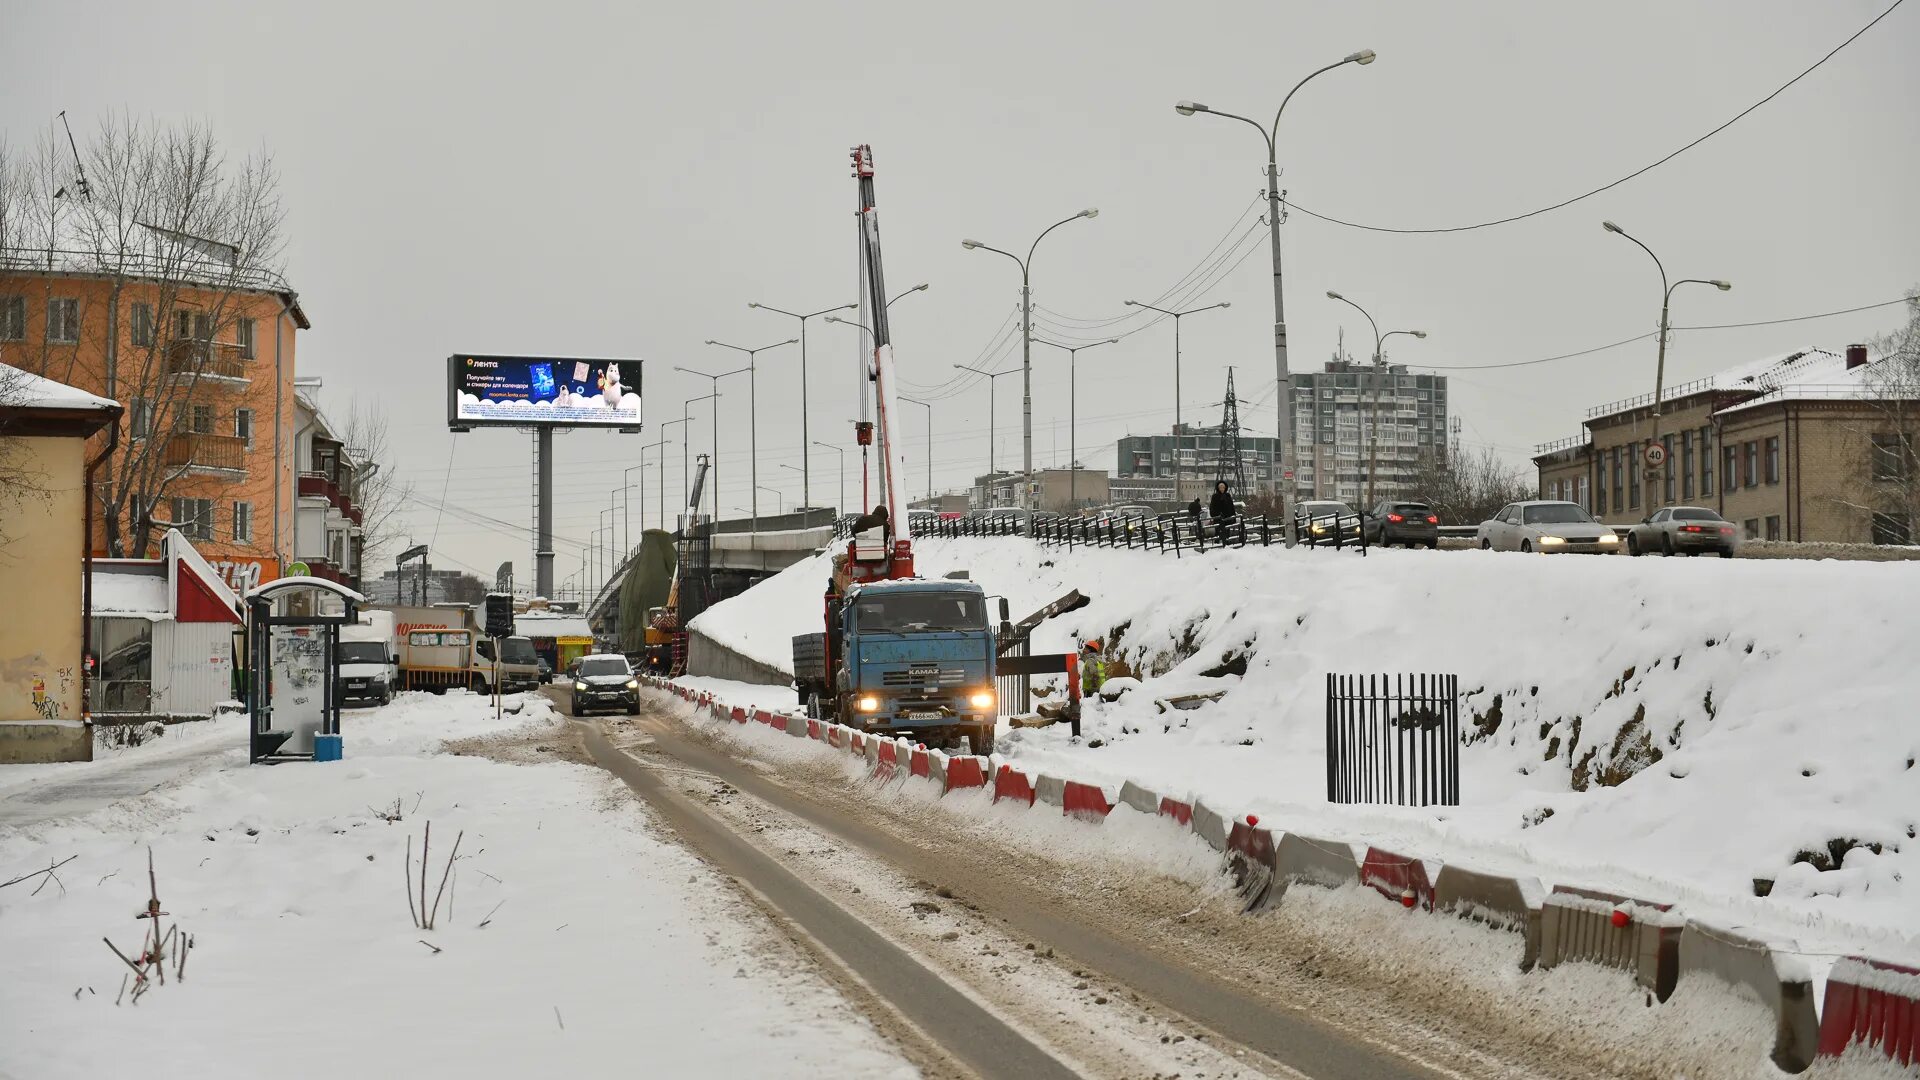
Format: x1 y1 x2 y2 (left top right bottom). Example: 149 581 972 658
907 711 942 721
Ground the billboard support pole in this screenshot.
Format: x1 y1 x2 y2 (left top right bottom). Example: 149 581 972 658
536 427 555 599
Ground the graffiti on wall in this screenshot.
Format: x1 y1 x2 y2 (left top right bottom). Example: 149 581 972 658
3 653 70 721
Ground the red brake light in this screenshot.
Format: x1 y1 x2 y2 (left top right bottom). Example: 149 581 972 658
1681 525 1703 533
1426 515 1439 524
1720 526 1734 534
1387 513 1404 523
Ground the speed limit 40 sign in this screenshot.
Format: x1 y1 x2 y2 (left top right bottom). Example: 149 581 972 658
1643 441 1668 468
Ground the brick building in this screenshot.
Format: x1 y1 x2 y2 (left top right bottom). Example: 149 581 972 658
1 226 311 591
1534 345 1917 544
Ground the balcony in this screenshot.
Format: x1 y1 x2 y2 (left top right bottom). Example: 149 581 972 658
163 432 247 473
163 340 249 384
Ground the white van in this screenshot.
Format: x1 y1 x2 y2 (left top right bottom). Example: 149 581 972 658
337 610 399 707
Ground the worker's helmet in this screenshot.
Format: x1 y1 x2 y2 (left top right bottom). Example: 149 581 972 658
1083 640 1101 653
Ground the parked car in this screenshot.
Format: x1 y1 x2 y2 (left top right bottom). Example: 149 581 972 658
537 656 554 683
1296 499 1362 543
1363 500 1441 549
1477 501 1621 553
1626 506 1738 557
569 653 640 716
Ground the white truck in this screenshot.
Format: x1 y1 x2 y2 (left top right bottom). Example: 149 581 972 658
384 604 541 694
336 609 399 707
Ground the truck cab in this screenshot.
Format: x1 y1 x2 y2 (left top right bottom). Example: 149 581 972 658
795 579 999 755
474 635 542 693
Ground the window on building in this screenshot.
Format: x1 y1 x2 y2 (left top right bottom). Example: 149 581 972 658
1595 466 1608 514
1744 442 1759 489
1662 435 1676 503
232 501 252 542
1723 444 1737 490
1872 512 1913 546
190 404 213 434
130 302 155 347
170 497 214 540
1681 432 1695 500
1612 448 1624 511
236 317 256 359
1700 426 1714 496
0 295 26 341
1871 433 1913 482
1765 515 1781 541
1764 436 1780 485
235 408 253 448
175 310 213 340
47 298 79 343
1744 518 1760 540
1628 451 1640 509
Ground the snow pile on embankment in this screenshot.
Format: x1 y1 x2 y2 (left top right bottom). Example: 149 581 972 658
691 538 1920 950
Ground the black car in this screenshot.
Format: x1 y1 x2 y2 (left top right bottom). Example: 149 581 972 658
570 654 640 716
1363 500 1441 549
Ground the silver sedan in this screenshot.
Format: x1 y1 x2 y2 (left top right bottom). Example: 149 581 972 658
1477 501 1621 554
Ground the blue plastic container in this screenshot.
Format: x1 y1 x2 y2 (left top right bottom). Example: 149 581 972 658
313 733 343 762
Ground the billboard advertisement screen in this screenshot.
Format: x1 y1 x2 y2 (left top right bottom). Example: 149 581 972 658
448 354 642 429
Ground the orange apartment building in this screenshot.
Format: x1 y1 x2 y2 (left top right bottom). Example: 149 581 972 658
0 245 312 592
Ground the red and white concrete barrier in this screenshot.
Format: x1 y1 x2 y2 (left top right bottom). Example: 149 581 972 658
1818 954 1919 1068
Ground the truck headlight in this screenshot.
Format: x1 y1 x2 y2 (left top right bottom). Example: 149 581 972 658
575 681 589 692
857 695 880 712
968 689 995 709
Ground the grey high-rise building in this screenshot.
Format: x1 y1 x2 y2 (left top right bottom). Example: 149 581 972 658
1290 359 1450 504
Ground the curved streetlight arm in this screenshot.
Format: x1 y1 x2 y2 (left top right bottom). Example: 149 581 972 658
1033 337 1120 357
1669 277 1732 302
1604 222 1669 301
749 301 855 321
1327 292 1381 358
963 240 1026 278
954 362 1018 378
1190 106 1273 157
1027 210 1096 275
1273 55 1368 143
825 315 876 342
1126 299 1230 319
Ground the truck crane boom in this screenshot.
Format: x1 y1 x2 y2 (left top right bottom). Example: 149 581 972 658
851 144 914 579
645 453 710 675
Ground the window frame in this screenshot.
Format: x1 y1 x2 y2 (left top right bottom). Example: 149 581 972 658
237 317 256 359
0 294 27 341
1743 441 1759 489
47 297 80 344
232 500 252 542
130 302 155 348
1765 436 1781 485
235 407 254 448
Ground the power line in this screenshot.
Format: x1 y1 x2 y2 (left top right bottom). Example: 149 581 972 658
1283 0 1907 235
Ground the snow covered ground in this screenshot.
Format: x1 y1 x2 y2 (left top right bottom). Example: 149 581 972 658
688 537 1920 963
0 691 913 1079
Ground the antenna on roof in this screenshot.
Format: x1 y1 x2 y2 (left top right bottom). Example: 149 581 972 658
51 111 91 203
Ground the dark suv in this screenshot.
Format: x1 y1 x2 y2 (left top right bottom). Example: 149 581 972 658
1364 500 1441 549
570 654 640 716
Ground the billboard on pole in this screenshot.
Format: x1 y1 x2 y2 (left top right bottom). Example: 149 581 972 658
447 354 642 430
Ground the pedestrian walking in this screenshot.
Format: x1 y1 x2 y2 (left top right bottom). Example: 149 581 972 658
1079 640 1107 698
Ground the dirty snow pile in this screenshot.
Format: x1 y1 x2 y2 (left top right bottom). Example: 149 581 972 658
689 537 1920 958
0 691 912 1079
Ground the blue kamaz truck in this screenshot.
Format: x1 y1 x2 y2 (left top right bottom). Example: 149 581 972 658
793 577 1003 755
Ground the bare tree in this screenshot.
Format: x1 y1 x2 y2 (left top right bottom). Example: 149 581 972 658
0 113 288 558
1408 446 1536 526
0 364 55 544
340 395 413 568
1835 289 1920 543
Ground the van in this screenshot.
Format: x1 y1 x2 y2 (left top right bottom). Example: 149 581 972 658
337 610 399 707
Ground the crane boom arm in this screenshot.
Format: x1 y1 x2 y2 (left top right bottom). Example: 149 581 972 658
851 144 913 571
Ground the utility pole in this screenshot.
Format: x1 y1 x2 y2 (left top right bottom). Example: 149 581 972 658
1033 337 1119 511
901 396 932 501
1175 48 1375 541
748 300 856 513
1123 300 1230 436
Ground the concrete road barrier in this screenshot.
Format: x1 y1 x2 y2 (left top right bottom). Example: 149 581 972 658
1678 919 1819 1072
944 755 986 792
731 707 748 723
910 747 930 780
1035 774 1067 808
1158 797 1193 827
1190 800 1230 852
1538 891 1682 1001
927 750 948 787
851 732 866 755
1360 847 1436 912
1817 954 1920 1068
1226 821 1279 911
1432 864 1545 971
865 736 881 770
785 714 808 738
1061 781 1113 822
874 739 899 780
1116 781 1159 816
993 764 1036 806
1273 834 1359 903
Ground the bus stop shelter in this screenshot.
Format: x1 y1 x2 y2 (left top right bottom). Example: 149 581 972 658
244 577 364 764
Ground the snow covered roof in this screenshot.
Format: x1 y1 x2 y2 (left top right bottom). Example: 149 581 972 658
1714 347 1911 416
515 613 593 640
0 363 119 411
1586 347 1846 422
89 567 170 618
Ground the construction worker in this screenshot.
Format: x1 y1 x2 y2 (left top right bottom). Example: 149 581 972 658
1080 640 1107 698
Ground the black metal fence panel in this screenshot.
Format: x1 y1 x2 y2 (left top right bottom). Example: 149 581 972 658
1325 673 1459 806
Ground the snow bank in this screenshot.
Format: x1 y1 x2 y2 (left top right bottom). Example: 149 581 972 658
690 538 1920 955
0 691 912 1079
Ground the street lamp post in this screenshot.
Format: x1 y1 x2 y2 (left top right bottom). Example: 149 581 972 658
813 442 847 516
1123 299 1230 439
899 395 932 501
961 210 1099 509
622 454 650 555
1327 290 1427 505
1602 221 1732 503
757 485 786 514
705 339 797 538
748 300 856 515
952 362 1020 482
1175 47 1376 544
676 366 748 528
1032 337 1120 511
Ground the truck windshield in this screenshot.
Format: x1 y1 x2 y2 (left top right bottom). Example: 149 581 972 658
501 638 537 664
854 592 985 633
336 642 388 665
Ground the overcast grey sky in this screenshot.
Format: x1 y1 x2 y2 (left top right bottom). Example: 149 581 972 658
6 0 1916 591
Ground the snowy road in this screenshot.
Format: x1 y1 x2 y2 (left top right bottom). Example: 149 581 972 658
579 691 1687 1080
0 718 243 828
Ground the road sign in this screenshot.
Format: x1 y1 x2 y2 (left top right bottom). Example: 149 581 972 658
1643 442 1668 468
484 593 515 639
287 561 310 577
